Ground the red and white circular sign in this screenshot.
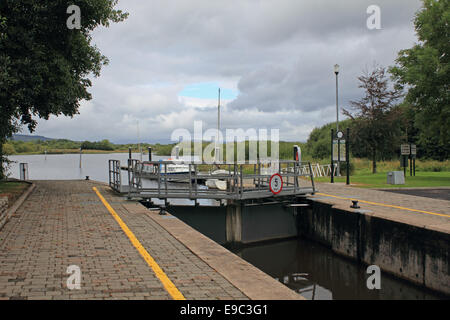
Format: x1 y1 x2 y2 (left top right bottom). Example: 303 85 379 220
269 173 283 195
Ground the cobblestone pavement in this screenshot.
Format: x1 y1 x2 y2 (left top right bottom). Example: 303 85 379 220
312 182 450 230
0 180 248 300
382 188 450 201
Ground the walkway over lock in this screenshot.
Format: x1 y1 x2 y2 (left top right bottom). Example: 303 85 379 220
109 159 316 201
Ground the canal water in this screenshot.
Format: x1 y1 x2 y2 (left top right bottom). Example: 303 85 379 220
6 154 447 300
229 238 446 300
6 153 164 182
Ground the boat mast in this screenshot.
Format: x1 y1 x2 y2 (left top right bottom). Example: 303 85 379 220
216 88 221 162
137 120 142 162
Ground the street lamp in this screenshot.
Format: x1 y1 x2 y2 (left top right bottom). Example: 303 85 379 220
334 64 340 176
334 64 340 133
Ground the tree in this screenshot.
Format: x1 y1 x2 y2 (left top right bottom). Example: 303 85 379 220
0 1 128 178
343 65 403 173
390 0 449 160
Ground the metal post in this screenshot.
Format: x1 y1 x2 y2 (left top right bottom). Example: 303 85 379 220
403 156 407 177
337 138 340 176
128 147 132 160
239 165 243 199
79 148 82 168
346 128 350 185
335 66 340 176
148 147 152 162
194 164 198 196
19 163 28 181
216 88 221 162
188 164 192 198
164 163 168 195
331 129 334 183
413 158 416 176
410 155 413 177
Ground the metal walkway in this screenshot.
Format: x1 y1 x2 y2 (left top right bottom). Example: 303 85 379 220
109 159 315 201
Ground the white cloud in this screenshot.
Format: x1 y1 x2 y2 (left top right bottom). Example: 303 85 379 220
29 0 423 143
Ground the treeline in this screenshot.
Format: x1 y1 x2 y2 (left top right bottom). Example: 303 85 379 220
117 141 306 161
80 139 114 151
2 138 308 161
3 139 117 154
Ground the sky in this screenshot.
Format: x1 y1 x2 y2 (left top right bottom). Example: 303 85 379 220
30 0 423 144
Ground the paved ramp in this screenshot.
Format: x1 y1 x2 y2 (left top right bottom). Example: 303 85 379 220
0 180 300 300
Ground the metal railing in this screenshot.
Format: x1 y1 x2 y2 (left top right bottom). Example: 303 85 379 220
122 159 315 201
108 160 121 192
299 163 338 177
127 159 142 191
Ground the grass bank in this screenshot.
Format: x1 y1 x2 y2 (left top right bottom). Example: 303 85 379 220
315 171 450 189
0 181 30 207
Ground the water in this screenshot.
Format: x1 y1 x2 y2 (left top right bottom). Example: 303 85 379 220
7 153 214 206
230 238 447 300
6 153 158 182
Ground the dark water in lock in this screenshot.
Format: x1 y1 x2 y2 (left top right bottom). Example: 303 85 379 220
230 238 448 300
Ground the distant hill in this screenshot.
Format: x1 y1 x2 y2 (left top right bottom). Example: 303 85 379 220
11 134 54 142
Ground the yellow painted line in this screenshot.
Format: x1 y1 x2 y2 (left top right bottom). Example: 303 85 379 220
92 187 185 300
316 192 450 218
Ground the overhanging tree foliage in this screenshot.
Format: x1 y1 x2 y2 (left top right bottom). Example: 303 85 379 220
0 0 127 179
343 65 403 173
390 0 449 160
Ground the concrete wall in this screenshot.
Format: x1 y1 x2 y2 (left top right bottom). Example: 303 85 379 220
297 201 450 295
240 203 297 244
168 202 298 245
0 197 8 230
168 205 228 244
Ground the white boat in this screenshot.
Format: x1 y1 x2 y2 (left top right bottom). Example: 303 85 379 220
140 158 194 176
205 169 230 191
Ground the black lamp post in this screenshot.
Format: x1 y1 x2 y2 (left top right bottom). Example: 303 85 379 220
334 64 341 176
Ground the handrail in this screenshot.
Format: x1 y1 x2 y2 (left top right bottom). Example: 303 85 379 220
120 158 315 200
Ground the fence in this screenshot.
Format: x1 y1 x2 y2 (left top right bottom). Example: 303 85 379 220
110 159 316 201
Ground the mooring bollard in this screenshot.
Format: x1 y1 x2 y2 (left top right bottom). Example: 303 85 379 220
350 200 360 209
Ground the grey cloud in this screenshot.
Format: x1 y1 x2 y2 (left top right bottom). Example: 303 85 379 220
31 0 423 143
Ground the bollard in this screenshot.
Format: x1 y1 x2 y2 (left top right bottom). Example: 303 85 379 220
350 200 360 209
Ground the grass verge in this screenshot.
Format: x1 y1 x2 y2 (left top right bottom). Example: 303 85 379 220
0 181 30 207
315 171 450 189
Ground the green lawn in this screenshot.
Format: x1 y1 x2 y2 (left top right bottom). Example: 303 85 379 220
0 181 30 206
315 171 450 189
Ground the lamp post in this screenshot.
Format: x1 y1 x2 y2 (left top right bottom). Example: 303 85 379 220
334 64 341 176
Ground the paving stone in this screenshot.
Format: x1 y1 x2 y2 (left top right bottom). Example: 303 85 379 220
0 181 247 300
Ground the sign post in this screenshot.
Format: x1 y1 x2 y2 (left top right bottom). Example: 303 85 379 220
269 173 283 195
410 144 417 176
400 144 411 177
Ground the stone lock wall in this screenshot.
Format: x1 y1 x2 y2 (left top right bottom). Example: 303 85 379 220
296 200 450 295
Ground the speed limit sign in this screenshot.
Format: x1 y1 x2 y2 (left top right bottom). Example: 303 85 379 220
269 173 283 195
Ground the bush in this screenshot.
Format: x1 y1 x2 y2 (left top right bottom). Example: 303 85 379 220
2 143 15 155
